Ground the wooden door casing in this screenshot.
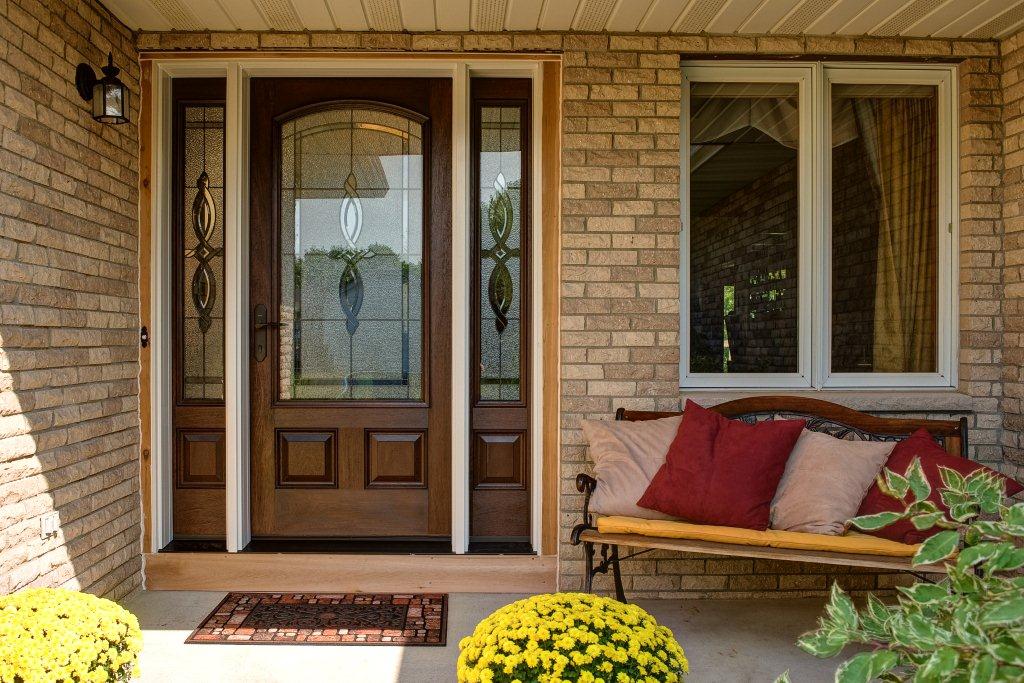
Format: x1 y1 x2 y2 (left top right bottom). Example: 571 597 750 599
249 78 452 539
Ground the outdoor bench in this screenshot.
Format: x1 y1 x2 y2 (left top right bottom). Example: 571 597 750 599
570 396 968 602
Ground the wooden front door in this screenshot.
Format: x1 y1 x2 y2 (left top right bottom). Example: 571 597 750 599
249 78 452 539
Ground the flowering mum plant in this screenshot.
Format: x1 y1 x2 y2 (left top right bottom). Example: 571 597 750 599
779 458 1024 683
0 587 142 683
457 592 688 683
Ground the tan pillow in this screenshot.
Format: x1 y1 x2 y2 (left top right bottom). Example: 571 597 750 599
771 430 895 535
581 415 681 520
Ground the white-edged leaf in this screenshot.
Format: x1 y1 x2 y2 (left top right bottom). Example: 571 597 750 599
851 511 905 532
906 458 932 502
913 530 960 567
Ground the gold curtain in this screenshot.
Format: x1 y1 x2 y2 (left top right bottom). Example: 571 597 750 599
853 98 938 373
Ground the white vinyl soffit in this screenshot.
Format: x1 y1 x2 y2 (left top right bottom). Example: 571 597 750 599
113 0 1024 40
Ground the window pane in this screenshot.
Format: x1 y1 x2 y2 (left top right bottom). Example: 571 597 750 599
478 105 523 401
279 107 425 400
688 82 800 374
182 104 225 401
831 84 938 373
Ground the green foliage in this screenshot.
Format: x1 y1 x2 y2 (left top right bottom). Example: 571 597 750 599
781 458 1024 683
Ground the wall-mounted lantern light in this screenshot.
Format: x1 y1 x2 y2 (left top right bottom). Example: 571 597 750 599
75 53 129 125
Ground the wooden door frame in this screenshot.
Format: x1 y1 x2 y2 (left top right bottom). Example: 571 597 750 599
139 54 561 558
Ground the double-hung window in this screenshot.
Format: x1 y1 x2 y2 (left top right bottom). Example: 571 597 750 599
680 62 957 389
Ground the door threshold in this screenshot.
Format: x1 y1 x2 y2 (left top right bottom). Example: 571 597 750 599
242 538 453 554
160 538 228 553
467 541 534 555
144 552 557 592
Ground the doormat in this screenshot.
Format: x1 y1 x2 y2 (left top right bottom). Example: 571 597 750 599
186 593 447 646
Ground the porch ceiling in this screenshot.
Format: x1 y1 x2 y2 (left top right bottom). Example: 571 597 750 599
108 0 1024 40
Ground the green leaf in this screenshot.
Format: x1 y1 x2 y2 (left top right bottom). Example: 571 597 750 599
797 629 848 658
882 468 912 500
774 673 792 683
899 582 949 605
915 647 959 682
836 652 875 683
939 465 967 492
957 543 1002 573
851 511 906 532
912 512 947 531
970 655 996 683
913 530 961 567
994 665 1024 683
907 458 932 502
837 651 900 683
825 583 859 630
951 502 981 523
988 644 1024 668
990 547 1024 572
1003 503 1024 527
980 599 1024 627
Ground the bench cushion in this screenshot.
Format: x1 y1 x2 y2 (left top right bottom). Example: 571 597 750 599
596 515 921 558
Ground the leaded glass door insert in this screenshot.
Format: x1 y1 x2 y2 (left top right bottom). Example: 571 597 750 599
478 106 523 402
279 105 425 401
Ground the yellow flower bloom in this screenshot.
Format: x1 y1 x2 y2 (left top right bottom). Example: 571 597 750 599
0 588 142 683
457 593 688 683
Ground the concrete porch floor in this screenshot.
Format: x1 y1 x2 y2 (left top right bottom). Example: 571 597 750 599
123 591 854 681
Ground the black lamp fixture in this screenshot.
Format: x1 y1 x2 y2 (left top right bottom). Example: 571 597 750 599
76 53 129 125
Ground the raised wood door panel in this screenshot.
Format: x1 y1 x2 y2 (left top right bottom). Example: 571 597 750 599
171 78 226 541
469 79 532 544
249 78 451 539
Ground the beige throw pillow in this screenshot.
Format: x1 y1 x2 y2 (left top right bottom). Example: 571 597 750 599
581 416 681 520
771 430 895 535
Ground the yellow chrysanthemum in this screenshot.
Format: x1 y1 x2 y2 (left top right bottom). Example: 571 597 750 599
457 593 688 683
0 588 142 683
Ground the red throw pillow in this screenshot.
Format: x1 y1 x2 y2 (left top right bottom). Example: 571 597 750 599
636 400 805 530
856 428 1024 544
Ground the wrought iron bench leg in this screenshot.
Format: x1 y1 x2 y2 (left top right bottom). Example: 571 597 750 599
610 545 626 603
582 540 596 593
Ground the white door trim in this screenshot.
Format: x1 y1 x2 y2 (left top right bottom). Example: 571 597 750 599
146 55 548 555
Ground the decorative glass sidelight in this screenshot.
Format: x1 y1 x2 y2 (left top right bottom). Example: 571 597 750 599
181 104 225 401
478 106 524 401
279 106 424 400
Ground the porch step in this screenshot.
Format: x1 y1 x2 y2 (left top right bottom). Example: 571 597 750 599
143 552 557 593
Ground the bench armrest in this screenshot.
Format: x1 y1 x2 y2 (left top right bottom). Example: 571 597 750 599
570 474 598 545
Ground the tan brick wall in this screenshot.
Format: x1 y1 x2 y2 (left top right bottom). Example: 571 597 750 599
138 30 1012 597
1 0 140 598
1001 31 1024 480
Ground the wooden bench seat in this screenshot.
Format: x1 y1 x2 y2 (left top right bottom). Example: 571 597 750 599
570 396 967 601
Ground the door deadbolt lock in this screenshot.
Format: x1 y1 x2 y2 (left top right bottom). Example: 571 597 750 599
253 304 282 362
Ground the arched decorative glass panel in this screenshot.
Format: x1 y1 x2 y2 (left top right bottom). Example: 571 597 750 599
279 105 425 400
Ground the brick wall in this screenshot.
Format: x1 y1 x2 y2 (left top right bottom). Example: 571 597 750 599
0 0 140 598
139 30 1011 597
559 36 1004 598
1001 31 1024 481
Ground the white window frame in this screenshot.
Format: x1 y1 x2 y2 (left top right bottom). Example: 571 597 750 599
679 61 958 391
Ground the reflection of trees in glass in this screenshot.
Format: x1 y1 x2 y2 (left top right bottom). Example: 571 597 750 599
290 243 422 398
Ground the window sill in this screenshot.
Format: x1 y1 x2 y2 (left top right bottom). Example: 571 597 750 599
678 389 975 414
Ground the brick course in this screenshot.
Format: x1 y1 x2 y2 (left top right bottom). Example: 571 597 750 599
0 0 140 598
130 30 1011 597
